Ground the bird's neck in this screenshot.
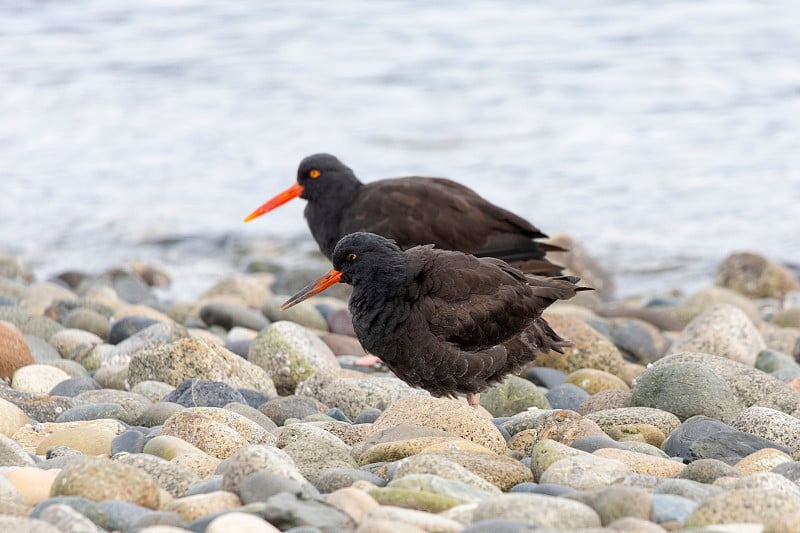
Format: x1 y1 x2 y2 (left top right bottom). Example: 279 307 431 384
348 261 411 359
305 174 363 259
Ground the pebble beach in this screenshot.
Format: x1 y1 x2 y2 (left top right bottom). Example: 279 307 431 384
2 240 800 533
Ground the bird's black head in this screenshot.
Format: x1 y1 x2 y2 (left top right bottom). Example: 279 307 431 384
296 153 360 201
331 232 407 286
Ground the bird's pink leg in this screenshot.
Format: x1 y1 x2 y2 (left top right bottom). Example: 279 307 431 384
466 392 480 409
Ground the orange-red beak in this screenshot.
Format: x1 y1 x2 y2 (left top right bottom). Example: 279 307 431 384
280 268 343 310
243 182 304 222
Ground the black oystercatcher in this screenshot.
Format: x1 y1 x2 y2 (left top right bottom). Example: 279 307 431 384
245 154 563 275
280 232 586 408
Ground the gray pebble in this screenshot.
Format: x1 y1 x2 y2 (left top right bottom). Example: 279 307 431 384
545 383 590 411
111 429 146 455
524 367 567 388
163 378 246 408
200 301 270 331
354 408 382 424
49 376 101 397
651 493 698 524
186 476 224 496
314 467 387 493
55 403 126 423
108 315 159 344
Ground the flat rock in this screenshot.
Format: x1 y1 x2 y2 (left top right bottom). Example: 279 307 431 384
369 396 506 455
257 491 354 532
361 505 462 533
50 455 160 508
471 493 601 529
730 405 800 451
248 321 339 395
128 336 277 397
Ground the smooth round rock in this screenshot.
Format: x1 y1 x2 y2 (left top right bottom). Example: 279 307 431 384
108 315 160 344
63 308 110 341
539 455 630 490
730 405 800 450
545 383 590 411
239 471 309 503
207 512 281 533
568 486 653 525
221 445 307 494
532 314 624 374
566 368 629 394
55 403 127 423
315 467 386 493
199 302 269 331
631 362 740 422
716 251 800 298
163 378 246 408
259 396 328 426
23 335 61 362
112 429 146 454
48 376 101 397
525 367 568 388
685 488 800 527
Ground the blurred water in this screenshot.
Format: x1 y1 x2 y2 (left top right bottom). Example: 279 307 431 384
1 0 799 299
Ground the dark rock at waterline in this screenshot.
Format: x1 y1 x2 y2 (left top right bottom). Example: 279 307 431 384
108 316 160 344
199 301 270 331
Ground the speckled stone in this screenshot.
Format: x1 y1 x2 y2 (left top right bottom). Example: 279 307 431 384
221 445 308 494
592 448 684 477
0 397 32 438
419 449 532 491
677 459 743 484
353 424 460 465
367 486 462 513
677 286 761 325
164 491 241 522
471 493 601 529
114 452 201 498
299 374 429 421
714 471 800 498
584 407 682 438
127 336 277 397
47 328 104 359
63 308 110 340
50 455 160 508
668 304 766 366
361 504 463 533
531 313 624 375
74 389 153 425
369 396 506 455
0 517 62 533
131 380 176 402
159 409 266 459
248 321 339 395
539 454 630 490
278 424 357 484
684 488 800 527
730 405 800 451
394 453 502 495
654 478 725 503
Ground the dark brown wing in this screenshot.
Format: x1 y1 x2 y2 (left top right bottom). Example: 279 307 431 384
406 247 541 351
341 177 561 273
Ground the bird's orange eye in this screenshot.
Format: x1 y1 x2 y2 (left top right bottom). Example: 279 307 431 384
309 169 321 179
347 253 357 261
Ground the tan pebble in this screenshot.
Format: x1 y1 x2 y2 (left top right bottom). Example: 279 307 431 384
351 480 380 491
536 412 606 445
164 491 241 522
787 376 800 395
566 368 630 394
605 423 667 447
619 362 647 386
13 419 126 454
0 467 60 505
420 439 498 455
35 427 116 456
0 322 34 380
0 397 31 437
327 487 379 523
356 518 428 533
170 453 221 479
736 448 794 475
594 448 685 477
207 512 281 533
